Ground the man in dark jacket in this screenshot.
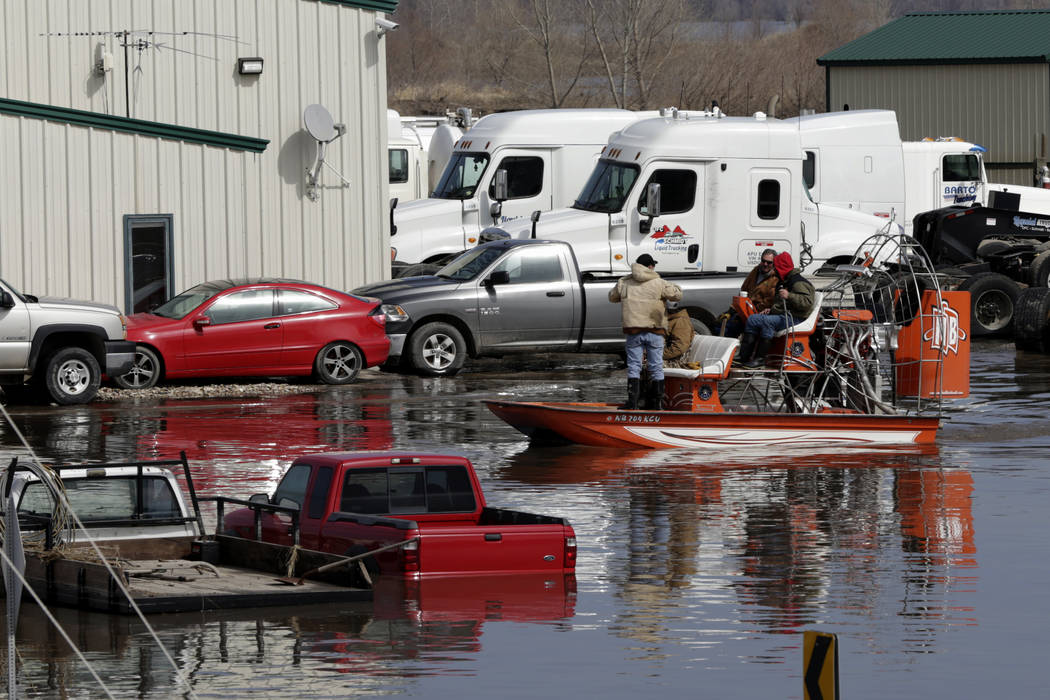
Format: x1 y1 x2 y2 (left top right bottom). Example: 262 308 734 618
737 251 815 368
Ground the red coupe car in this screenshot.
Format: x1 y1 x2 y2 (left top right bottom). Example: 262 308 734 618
114 279 389 389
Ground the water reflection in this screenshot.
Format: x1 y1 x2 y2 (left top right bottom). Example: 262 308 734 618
4 347 1038 697
0 390 395 465
501 444 976 655
11 573 576 695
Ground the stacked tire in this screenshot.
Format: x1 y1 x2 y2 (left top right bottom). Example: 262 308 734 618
1013 287 1050 352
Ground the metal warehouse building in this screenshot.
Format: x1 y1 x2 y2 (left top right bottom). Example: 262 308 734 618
818 9 1050 187
0 0 397 312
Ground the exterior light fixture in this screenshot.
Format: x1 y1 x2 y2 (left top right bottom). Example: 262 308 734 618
237 57 264 75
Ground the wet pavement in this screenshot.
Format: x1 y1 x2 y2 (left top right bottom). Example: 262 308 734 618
2 341 1049 698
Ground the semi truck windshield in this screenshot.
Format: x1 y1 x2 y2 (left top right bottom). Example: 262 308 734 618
433 152 490 199
573 160 640 213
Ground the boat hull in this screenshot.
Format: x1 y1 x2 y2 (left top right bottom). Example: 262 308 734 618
484 401 940 449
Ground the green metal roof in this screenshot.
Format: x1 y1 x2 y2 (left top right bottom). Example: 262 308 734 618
317 0 399 12
0 98 269 153
818 10 1050 66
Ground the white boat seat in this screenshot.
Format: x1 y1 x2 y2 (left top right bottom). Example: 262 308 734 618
774 292 823 337
663 335 740 380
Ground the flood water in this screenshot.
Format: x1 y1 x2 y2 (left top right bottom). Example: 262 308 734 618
2 340 1049 698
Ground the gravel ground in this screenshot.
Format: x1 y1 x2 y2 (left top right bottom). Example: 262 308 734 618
94 368 390 402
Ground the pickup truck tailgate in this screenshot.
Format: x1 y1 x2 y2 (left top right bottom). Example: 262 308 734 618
418 523 572 576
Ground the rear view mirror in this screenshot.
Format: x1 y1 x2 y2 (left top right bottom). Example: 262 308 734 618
489 201 503 220
277 498 300 511
249 493 270 505
0 292 14 309
192 316 211 330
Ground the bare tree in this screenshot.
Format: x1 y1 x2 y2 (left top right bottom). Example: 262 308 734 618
585 0 690 109
510 0 590 108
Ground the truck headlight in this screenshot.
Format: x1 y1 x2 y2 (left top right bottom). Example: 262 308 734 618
382 304 410 323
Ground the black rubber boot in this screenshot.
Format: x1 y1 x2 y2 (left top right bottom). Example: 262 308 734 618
649 379 665 410
620 378 641 410
745 337 772 368
735 332 757 365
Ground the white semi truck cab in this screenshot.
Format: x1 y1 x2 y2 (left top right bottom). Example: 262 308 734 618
788 110 987 231
390 109 664 266
489 110 894 274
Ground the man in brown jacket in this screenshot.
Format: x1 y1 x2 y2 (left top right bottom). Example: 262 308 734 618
663 301 695 369
608 254 683 409
721 248 778 337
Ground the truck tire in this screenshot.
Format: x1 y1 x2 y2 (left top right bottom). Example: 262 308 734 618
43 347 101 404
1013 287 1050 352
314 342 363 384
1029 250 1050 288
957 272 1021 337
114 346 162 389
408 322 466 376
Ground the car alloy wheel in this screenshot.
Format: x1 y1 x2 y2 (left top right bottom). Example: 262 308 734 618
316 342 362 384
115 346 161 389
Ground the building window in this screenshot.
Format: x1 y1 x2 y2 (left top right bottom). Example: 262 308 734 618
638 169 698 215
123 215 174 314
757 179 781 220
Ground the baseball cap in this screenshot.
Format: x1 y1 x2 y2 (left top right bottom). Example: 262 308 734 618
636 253 657 267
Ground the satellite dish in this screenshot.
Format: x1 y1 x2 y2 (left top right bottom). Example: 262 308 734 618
303 104 349 201
304 104 338 142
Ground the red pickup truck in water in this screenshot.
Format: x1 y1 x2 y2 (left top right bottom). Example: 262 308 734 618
219 452 577 579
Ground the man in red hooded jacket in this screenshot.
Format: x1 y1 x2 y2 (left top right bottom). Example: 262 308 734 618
736 251 815 368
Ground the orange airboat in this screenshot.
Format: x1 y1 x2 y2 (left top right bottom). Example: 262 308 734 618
487 233 971 449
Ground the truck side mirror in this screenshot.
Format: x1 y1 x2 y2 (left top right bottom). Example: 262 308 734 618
640 182 662 234
249 493 270 505
493 169 509 202
485 270 511 286
490 169 508 224
0 292 14 309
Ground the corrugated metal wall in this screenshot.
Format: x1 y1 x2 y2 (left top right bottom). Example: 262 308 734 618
0 0 389 308
828 63 1050 185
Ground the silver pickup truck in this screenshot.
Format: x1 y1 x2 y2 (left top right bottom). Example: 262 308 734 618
354 239 744 376
0 278 135 404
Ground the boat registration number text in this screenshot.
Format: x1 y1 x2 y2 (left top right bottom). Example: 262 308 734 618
608 414 661 423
